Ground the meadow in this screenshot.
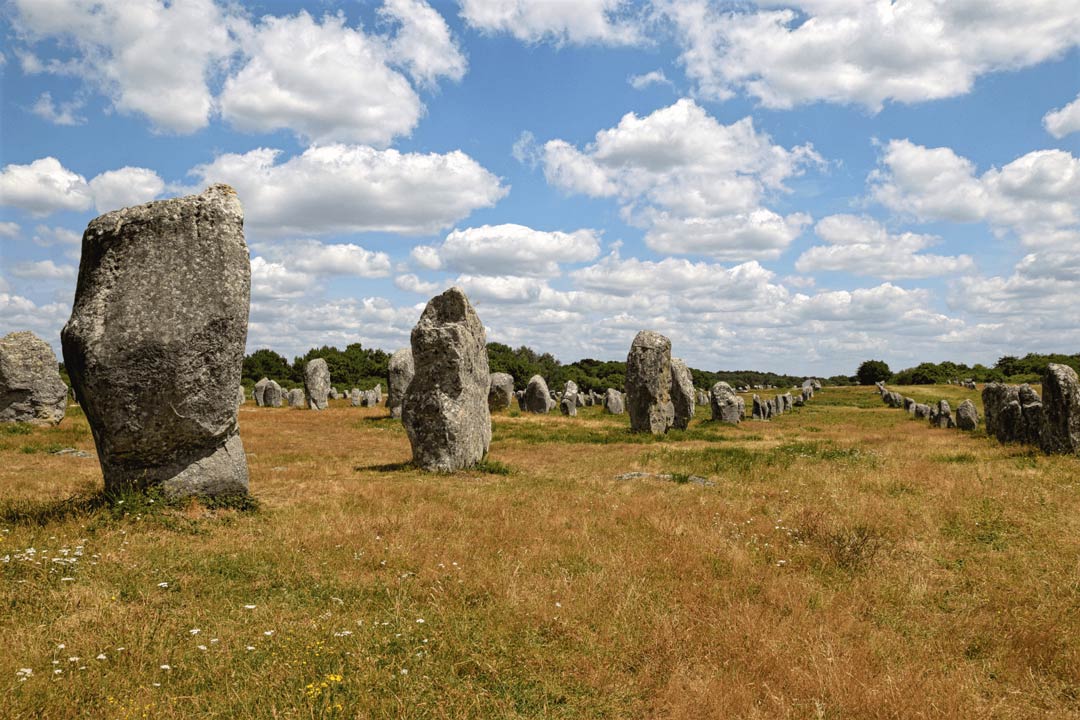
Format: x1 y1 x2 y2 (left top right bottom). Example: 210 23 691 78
2 385 1079 719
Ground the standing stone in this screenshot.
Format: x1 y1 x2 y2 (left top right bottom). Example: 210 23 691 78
304 358 330 410
1039 363 1080 454
287 388 305 407
913 403 931 419
560 380 579 417
709 381 741 424
60 185 249 497
929 399 955 429
603 387 625 414
349 388 362 407
254 377 270 406
752 394 767 421
524 375 551 414
373 383 383 404
402 287 491 472
0 331 68 425
488 372 515 412
387 348 414 419
361 389 379 407
670 357 695 430
625 330 674 434
237 385 246 408
1017 384 1044 444
956 399 980 431
265 380 283 407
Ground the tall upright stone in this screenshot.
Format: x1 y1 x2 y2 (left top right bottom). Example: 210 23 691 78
488 372 514 412
524 375 551 414
1039 363 1080 454
603 388 625 414
956 399 979 431
60 185 250 497
0 331 68 425
710 381 741 424
625 330 674 434
670 357 695 430
387 348 414 419
265 380 283 407
401 287 491 471
929 399 955 429
254 377 270 407
304 358 330 410
287 388 305 407
560 380 579 417
752 394 767 421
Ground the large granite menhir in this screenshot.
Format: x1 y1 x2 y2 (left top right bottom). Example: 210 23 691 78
304 358 330 410
401 287 491 471
0 331 68 425
625 330 674 434
61 185 251 497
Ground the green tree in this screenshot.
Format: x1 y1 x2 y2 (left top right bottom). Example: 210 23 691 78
856 359 892 385
243 349 292 385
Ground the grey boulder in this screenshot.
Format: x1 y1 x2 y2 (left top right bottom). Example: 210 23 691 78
0 330 68 425
60 185 249 497
1039 363 1080 454
603 388 625 414
488 372 515 411
387 348 414 419
670 357 695 430
524 375 551 414
625 330 674 434
402 287 491 471
304 358 330 410
560 380 579 417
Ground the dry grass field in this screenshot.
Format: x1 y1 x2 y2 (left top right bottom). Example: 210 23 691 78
2 385 1079 719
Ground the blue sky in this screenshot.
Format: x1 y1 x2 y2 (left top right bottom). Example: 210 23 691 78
1 0 1079 375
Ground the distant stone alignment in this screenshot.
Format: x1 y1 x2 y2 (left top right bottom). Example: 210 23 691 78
0 331 68 425
402 287 491 471
61 185 250 497
625 330 675 434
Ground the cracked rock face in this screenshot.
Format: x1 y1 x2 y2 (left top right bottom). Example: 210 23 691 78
1040 363 1080 454
304 359 330 410
61 185 250 497
0 331 68 425
670 357 695 430
709 381 741 424
402 287 491 472
488 372 515 412
625 330 674 434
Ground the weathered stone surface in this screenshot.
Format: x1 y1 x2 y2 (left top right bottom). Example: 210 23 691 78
60 185 249 497
913 403 931 419
0 331 68 425
237 385 246 408
304 358 330 410
1039 363 1080 454
929 399 955 429
709 381 741 424
373 383 383 404
388 348 414 419
265 380 282 407
603 387 625 414
956 399 979 431
984 382 1042 443
349 388 361 407
625 330 674 434
670 357 695 430
524 375 551 414
361 389 380 407
752 394 767 421
287 388 305 407
328 387 340 400
401 287 491 471
560 380 579 417
488 372 514 412
254 377 270 406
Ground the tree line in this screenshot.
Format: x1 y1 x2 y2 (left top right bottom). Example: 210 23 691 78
856 353 1080 386
240 341 848 393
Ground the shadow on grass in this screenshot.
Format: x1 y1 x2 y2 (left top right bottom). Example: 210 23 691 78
354 458 513 475
354 461 415 473
0 485 258 527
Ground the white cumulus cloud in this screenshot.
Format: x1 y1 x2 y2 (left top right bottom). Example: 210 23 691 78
541 99 821 260
1044 92 1080 138
796 214 975 279
663 0 1080 111
459 0 643 45
415 224 602 277
189 145 507 236
0 157 164 217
